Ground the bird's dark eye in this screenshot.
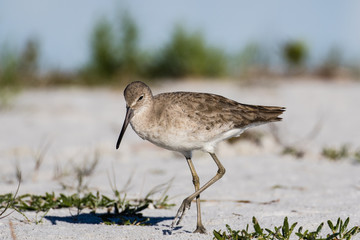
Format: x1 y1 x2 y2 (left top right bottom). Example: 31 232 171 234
138 95 144 101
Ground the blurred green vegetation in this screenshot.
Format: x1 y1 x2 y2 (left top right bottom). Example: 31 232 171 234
0 39 40 86
81 11 143 84
147 25 226 78
0 10 359 88
282 40 308 75
0 39 39 108
87 18 119 79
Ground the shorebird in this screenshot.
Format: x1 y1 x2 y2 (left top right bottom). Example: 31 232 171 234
116 81 285 233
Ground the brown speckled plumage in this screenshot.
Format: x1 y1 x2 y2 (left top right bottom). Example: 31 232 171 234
154 91 284 130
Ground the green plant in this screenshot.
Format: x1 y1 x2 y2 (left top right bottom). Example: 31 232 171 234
213 217 269 240
0 46 19 87
0 191 154 225
148 25 226 78
282 146 305 159
87 18 119 79
117 11 141 77
321 145 360 163
0 176 175 225
0 38 40 88
322 145 349 161
18 39 40 85
213 217 360 240
282 40 308 74
354 150 360 163
296 222 324 240
0 45 21 110
328 217 360 239
265 217 297 240
0 175 21 219
83 10 142 83
296 218 360 240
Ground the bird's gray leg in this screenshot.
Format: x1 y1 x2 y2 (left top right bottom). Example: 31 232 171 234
171 153 226 231
184 157 206 233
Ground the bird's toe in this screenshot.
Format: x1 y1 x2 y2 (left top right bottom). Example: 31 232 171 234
172 198 192 227
193 225 207 234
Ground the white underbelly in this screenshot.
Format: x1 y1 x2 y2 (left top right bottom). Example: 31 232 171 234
139 126 246 154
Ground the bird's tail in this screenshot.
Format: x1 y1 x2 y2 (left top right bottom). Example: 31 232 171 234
255 105 286 122
234 104 286 127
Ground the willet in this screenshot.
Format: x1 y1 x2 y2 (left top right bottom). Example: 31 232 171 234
116 81 285 233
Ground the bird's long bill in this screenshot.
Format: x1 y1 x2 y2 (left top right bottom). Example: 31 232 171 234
116 107 134 149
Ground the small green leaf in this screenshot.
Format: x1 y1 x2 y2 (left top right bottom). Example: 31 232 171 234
328 220 335 232
213 230 225 240
335 218 341 230
342 217 350 233
316 222 324 234
252 216 263 235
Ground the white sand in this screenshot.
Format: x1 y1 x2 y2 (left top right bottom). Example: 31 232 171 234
1 80 360 239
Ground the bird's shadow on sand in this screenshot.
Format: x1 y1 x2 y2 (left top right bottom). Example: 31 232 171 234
45 212 173 226
45 213 188 235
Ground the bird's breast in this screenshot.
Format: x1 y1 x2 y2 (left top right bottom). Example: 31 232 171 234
130 114 204 152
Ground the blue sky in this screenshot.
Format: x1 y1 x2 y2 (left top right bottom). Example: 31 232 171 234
1 0 360 71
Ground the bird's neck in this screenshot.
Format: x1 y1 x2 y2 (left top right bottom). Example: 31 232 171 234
130 103 154 140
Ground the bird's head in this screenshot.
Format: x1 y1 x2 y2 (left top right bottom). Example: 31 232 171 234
116 81 153 149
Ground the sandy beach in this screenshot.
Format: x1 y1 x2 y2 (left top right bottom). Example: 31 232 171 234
1 80 360 239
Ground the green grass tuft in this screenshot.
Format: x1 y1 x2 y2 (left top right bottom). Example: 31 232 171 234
0 189 174 225
213 217 360 240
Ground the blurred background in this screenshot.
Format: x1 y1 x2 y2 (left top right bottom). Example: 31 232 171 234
1 0 360 88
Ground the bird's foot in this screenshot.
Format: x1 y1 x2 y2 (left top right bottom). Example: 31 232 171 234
171 198 192 227
193 224 207 234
